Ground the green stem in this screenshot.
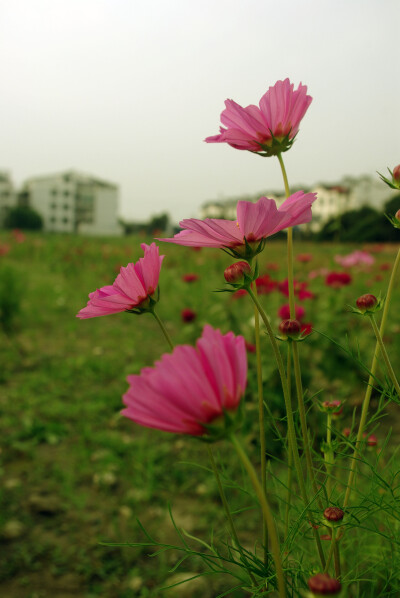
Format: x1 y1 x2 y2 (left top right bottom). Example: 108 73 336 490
207 446 257 588
324 527 340 578
151 310 174 350
369 314 400 397
343 247 400 512
326 412 333 500
230 434 286 598
333 532 341 579
246 286 326 569
284 344 293 543
253 281 269 567
277 152 290 197
292 341 324 510
277 152 323 513
277 153 295 319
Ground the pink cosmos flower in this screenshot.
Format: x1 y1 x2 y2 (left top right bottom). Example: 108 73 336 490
77 243 164 319
205 78 312 156
121 325 247 436
335 250 374 267
161 193 317 256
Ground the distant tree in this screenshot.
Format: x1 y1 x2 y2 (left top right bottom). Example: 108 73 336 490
146 213 170 235
317 206 397 242
4 206 43 230
384 193 400 217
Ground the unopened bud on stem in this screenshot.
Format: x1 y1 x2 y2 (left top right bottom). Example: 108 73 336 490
307 573 342 596
356 294 377 313
278 318 301 340
224 261 251 284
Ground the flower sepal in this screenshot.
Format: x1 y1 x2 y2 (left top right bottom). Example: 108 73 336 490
253 130 297 157
223 236 266 261
385 211 400 230
198 403 244 444
126 288 160 315
320 400 343 417
378 166 400 190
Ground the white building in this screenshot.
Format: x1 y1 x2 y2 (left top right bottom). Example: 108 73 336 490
0 171 16 227
22 170 122 235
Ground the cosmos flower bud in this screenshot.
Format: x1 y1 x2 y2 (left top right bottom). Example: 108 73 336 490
367 433 378 447
378 164 400 190
224 261 251 284
356 294 377 313
307 573 342 596
279 319 302 340
323 506 344 523
395 209 400 221
321 400 343 417
351 293 383 316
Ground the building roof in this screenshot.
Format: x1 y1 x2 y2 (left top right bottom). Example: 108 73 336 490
24 169 118 190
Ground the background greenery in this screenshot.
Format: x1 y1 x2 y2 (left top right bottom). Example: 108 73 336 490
1 231 400 597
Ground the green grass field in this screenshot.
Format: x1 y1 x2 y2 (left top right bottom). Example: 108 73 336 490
1 231 400 597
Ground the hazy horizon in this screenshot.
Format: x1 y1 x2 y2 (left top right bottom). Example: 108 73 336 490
1 0 399 224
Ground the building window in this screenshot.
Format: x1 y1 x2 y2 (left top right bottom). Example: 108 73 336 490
63 204 69 210
50 216 56 223
50 203 57 209
51 188 58 196
62 217 69 224
64 190 70 197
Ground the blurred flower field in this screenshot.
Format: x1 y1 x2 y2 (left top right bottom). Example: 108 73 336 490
1 230 400 597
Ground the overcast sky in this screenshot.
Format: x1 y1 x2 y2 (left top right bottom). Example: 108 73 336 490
1 0 399 223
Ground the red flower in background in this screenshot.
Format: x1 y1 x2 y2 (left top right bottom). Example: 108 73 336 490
182 273 199 283
245 340 256 353
278 303 305 321
12 229 26 243
266 262 280 271
278 278 314 300
300 322 313 336
296 253 313 263
0 243 11 257
256 274 277 294
181 308 197 323
232 289 248 300
325 271 352 288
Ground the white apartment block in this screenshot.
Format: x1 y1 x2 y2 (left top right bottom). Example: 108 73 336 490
0 171 16 227
22 170 122 235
